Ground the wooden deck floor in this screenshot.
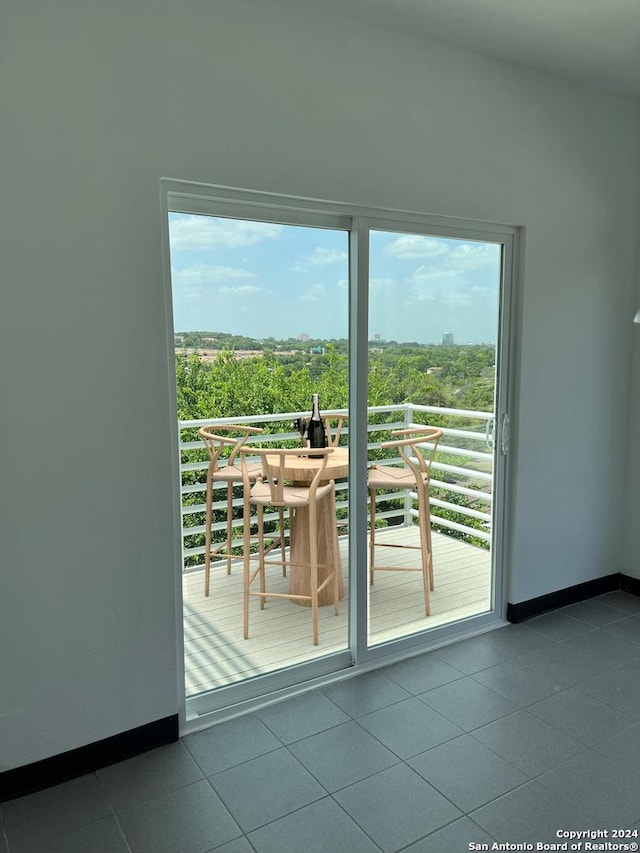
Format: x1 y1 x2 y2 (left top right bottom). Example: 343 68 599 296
183 527 492 697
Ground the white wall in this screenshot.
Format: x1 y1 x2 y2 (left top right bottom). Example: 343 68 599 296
1 0 639 770
623 261 640 580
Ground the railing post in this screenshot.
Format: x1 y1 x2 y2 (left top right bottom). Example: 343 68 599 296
403 403 412 527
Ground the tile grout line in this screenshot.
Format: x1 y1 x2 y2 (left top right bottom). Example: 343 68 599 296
249 792 386 852
93 772 135 853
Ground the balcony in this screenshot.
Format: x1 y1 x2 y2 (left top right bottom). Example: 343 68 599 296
180 404 494 696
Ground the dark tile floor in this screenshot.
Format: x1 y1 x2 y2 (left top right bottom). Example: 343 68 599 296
3 591 640 852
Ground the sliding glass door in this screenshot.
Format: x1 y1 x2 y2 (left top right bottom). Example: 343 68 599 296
165 201 354 711
160 182 517 723
365 227 503 650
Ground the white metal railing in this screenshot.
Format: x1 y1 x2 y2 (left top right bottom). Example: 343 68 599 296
178 403 494 571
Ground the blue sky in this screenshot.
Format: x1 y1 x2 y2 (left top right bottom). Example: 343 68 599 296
168 213 501 344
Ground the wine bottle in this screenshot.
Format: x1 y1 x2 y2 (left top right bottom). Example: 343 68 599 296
307 394 326 456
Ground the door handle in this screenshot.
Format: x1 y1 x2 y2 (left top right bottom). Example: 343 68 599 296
500 413 510 455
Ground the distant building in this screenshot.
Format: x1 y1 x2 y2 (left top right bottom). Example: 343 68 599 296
442 332 454 345
298 333 310 342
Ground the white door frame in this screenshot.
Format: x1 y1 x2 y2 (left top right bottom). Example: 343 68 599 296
159 178 520 733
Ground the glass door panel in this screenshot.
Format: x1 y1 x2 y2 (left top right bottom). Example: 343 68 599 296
168 212 350 697
367 229 502 647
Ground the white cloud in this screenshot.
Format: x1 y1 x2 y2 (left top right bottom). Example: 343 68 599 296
300 283 330 302
370 277 398 290
448 242 500 271
172 265 262 302
218 284 262 298
383 235 450 260
169 215 283 249
410 289 474 308
405 245 501 303
383 235 500 280
408 277 496 310
410 266 460 284
291 247 348 272
174 264 257 286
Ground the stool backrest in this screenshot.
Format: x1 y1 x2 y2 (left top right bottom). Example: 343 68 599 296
198 424 263 471
322 412 348 448
240 446 334 504
381 427 443 482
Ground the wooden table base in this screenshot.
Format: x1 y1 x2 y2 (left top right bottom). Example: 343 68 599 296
288 490 345 607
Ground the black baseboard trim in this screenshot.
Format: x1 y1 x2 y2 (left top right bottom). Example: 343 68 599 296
620 574 640 596
506 573 623 623
0 714 178 803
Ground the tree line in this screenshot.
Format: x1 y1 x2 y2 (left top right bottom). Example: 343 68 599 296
175 339 495 420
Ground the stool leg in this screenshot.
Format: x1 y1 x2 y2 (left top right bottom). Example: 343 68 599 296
331 487 340 616
257 505 266 609
204 465 214 597
369 488 376 586
279 507 286 576
309 502 319 646
425 495 435 591
418 485 431 616
226 482 234 575
243 496 251 639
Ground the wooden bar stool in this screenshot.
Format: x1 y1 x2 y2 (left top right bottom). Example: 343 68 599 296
368 427 442 616
240 446 340 646
198 425 285 597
